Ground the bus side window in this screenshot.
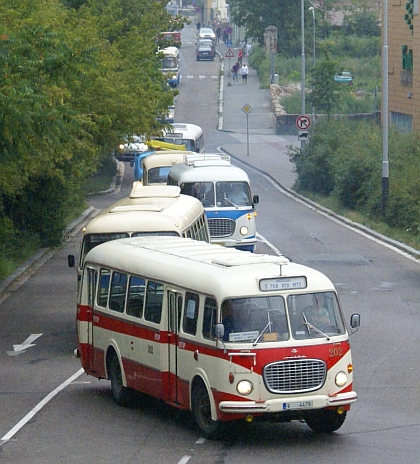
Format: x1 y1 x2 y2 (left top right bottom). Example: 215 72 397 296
97 268 111 308
126 276 145 318
144 280 164 323
109 271 127 313
183 292 199 335
202 297 217 340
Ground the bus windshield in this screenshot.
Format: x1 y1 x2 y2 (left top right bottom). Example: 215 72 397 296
221 292 346 343
180 181 251 208
163 56 177 69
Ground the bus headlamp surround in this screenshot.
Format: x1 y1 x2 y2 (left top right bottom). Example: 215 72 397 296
335 371 348 387
236 380 253 396
239 226 249 236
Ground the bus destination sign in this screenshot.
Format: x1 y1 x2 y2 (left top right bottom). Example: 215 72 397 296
259 276 307 291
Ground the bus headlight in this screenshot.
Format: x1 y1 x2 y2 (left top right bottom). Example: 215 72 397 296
335 371 348 387
239 226 249 236
237 380 253 396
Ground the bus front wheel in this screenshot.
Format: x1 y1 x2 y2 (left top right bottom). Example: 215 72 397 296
305 409 347 433
109 353 132 407
192 383 224 439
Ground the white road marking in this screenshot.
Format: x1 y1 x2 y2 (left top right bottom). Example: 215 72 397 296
0 368 84 447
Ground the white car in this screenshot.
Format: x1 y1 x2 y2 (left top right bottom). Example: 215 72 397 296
116 135 149 162
198 27 216 43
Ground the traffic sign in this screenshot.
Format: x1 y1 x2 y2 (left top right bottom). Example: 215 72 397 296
242 103 252 114
225 48 235 58
225 26 233 34
296 115 311 130
298 131 309 141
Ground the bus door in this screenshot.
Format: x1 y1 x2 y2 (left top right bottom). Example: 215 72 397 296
85 267 97 373
167 289 183 404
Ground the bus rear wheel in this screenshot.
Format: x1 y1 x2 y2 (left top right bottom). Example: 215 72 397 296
192 383 224 439
305 409 347 433
109 353 132 407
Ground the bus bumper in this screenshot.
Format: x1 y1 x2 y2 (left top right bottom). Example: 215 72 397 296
219 391 358 414
211 238 256 252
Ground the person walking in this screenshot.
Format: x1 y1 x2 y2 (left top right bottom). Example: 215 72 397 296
238 48 243 66
231 62 239 84
240 63 249 84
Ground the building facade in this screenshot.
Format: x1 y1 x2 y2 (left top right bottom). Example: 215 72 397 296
387 0 419 132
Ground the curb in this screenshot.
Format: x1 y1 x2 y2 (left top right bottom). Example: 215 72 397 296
0 206 98 296
220 147 420 261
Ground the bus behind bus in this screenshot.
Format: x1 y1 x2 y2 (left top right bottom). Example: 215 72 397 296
168 154 259 251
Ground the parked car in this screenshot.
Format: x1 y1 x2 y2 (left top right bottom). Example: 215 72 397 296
334 71 353 84
116 135 149 162
198 27 216 43
196 43 215 61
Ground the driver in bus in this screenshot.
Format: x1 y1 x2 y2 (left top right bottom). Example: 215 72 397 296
221 300 235 341
303 294 331 329
225 183 248 206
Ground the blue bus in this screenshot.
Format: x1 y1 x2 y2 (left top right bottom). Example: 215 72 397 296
167 154 259 252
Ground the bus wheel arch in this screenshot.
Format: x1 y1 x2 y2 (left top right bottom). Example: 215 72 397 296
191 376 224 439
106 347 132 407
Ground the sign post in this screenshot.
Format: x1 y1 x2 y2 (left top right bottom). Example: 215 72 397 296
295 115 311 146
225 48 235 80
242 104 253 156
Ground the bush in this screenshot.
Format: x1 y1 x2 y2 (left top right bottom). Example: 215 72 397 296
290 119 420 240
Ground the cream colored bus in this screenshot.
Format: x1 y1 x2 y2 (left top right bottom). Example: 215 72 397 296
69 185 210 277
76 236 360 439
142 150 195 185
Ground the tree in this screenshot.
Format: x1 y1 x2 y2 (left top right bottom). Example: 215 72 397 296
0 0 176 246
309 56 344 117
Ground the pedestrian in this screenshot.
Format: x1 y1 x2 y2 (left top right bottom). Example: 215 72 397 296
196 22 201 32
238 48 243 66
240 63 248 84
245 42 252 57
231 62 239 84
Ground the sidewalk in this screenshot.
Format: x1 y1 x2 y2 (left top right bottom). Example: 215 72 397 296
217 55 420 259
218 57 299 190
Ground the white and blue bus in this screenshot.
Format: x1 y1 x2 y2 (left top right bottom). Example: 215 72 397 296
167 154 259 252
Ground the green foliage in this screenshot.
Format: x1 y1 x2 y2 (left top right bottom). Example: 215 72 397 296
0 0 177 274
309 57 344 116
228 0 301 56
290 120 420 238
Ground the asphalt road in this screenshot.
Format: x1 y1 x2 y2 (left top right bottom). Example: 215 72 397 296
1 24 420 464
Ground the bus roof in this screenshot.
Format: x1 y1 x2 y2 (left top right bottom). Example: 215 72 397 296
142 151 196 170
168 160 250 183
160 46 179 56
163 123 203 137
83 186 205 236
85 236 336 298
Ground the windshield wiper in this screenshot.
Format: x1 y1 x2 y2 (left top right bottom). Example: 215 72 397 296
302 313 330 341
253 321 272 346
223 194 239 208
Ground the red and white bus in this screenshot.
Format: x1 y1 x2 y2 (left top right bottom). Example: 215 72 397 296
76 236 360 438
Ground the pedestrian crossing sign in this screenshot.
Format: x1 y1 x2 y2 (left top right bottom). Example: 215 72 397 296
225 48 235 58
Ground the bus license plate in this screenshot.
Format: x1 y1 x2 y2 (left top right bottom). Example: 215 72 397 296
283 401 313 410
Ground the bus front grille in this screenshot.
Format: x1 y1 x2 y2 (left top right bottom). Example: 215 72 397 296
263 359 327 394
208 218 235 237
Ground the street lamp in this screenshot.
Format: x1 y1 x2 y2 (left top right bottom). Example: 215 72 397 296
308 7 315 67
309 6 315 121
301 0 306 149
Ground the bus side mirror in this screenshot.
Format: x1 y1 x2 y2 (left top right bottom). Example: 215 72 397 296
253 195 259 205
215 323 225 339
68 254 75 268
350 313 360 333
